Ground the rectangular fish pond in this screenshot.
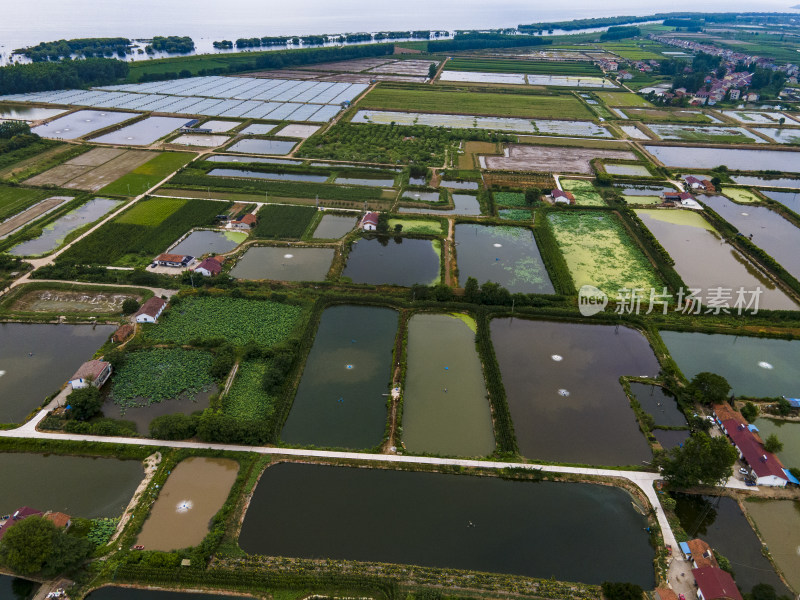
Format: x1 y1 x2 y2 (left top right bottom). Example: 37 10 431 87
311 214 357 239
92 116 190 145
0 453 143 517
208 168 328 183
490 319 658 466
628 382 686 428
32 110 137 140
343 237 440 287
226 138 297 155
238 463 655 587
762 190 800 213
401 313 495 457
135 457 239 551
454 224 554 294
399 193 481 216
281 305 397 449
745 500 800 593
86 588 253 600
634 209 797 311
0 323 116 423
9 197 121 257
230 246 334 282
604 163 652 177
168 229 247 257
660 330 800 398
644 146 800 173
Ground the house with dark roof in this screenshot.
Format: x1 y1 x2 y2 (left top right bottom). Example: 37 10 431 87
154 253 194 268
194 255 224 277
68 359 112 390
134 297 167 324
692 566 743 600
0 507 42 541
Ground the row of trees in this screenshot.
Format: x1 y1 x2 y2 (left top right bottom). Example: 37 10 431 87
14 37 131 61
145 36 195 54
0 57 129 94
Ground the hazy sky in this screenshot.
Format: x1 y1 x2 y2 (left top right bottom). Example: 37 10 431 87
0 0 797 49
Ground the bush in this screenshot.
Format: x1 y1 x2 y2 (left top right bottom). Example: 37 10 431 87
122 298 140 314
686 372 731 405
740 401 758 423
65 386 102 421
149 413 198 440
601 582 644 600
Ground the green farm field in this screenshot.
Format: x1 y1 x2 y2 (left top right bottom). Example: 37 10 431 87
99 152 195 196
596 40 670 60
548 210 662 296
560 179 605 206
0 184 58 221
223 360 277 421
493 192 527 207
253 204 318 239
445 57 601 76
387 218 444 235
145 296 306 347
115 197 187 226
594 92 652 108
358 86 594 120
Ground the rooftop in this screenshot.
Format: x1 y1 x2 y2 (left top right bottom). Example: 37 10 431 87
134 296 167 318
692 566 743 600
70 359 110 382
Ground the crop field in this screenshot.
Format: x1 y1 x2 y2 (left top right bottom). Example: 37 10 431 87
253 204 318 239
548 211 662 296
223 360 276 421
115 197 187 226
560 179 606 206
444 58 602 76
357 86 594 120
99 152 195 196
721 187 762 204
145 296 306 347
109 348 215 408
0 185 59 222
493 192 527 207
594 92 652 107
485 144 637 175
498 209 533 221
0 141 72 180
58 197 226 266
623 108 717 123
596 41 668 60
25 148 157 192
387 218 444 235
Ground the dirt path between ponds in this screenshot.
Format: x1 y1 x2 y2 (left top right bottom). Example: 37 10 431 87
108 451 161 546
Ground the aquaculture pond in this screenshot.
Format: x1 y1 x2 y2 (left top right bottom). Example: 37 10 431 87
752 419 800 468
652 429 689 450
312 214 356 239
86 588 253 600
168 229 247 257
9 197 121 257
548 211 662 297
32 110 136 140
702 195 800 282
0 453 143 517
490 319 657 466
454 224 554 294
226 138 296 155
230 246 334 281
343 237 440 287
617 184 675 205
402 314 494 457
0 575 37 600
204 155 300 165
281 305 397 449
92 116 189 145
208 168 328 183
0 105 65 121
660 331 800 398
628 382 685 428
732 175 800 189
136 457 238 551
0 323 116 423
761 190 800 214
239 463 655 587
635 209 796 311
101 386 217 434
334 176 395 187
400 193 481 216
604 163 651 176
440 179 479 190
673 494 791 595
644 146 800 173
745 500 800 593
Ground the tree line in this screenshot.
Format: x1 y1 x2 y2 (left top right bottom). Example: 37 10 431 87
0 58 129 94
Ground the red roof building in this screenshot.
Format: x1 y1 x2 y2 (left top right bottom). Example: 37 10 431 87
134 296 167 324
44 511 72 529
692 566 743 600
0 507 43 541
69 359 112 390
551 189 576 204
361 212 380 231
194 256 224 277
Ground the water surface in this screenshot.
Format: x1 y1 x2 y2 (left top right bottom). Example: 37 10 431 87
653 429 689 450
0 575 37 600
87 587 252 600
208 168 328 182
644 146 800 172
402 313 495 456
673 493 791 595
312 214 356 239
169 229 247 257
281 305 397 449
136 457 239 551
0 323 116 423
343 237 440 286
239 463 655 587
629 382 685 428
752 418 800 468
231 246 333 281
455 224 554 294
732 176 800 189
660 330 800 398
745 500 800 593
32 110 136 140
0 453 143 517
227 139 296 155
761 190 800 214
491 319 657 465
400 193 481 216
92 116 189 145
0 106 65 121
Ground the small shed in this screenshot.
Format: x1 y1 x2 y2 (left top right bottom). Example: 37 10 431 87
112 324 134 343
134 297 167 324
69 359 112 390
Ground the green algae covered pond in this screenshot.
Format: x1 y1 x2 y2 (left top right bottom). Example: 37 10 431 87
238 462 655 587
454 224 554 294
548 211 662 296
281 305 397 449
401 313 495 457
744 500 800 593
